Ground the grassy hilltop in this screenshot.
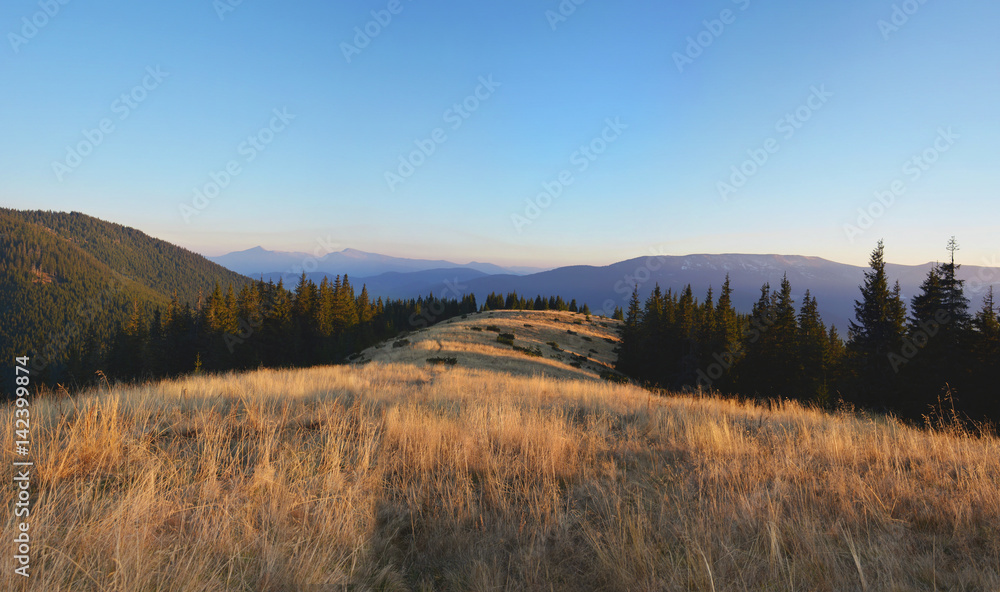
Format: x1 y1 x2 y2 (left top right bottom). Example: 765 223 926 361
3 310 999 591
352 309 623 381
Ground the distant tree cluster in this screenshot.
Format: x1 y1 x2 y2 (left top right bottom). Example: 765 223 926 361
615 275 844 402
480 290 614 318
51 274 478 386
845 239 999 422
616 239 1000 424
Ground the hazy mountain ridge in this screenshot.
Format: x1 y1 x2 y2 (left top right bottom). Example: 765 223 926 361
212 245 1000 332
457 255 1000 331
262 253 999 332
210 245 547 278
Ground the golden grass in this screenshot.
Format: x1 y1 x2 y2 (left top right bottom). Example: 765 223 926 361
3 313 999 590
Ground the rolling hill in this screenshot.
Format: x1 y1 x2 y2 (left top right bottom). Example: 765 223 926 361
352 308 623 382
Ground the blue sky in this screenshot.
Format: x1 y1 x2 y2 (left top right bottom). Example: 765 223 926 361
2 0 998 268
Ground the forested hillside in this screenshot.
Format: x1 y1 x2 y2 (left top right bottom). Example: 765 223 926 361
0 209 485 393
2 209 251 304
0 209 251 387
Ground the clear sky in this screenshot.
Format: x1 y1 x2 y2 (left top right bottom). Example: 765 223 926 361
2 0 998 268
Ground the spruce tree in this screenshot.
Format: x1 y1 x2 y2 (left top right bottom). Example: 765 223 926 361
898 240 974 416
797 291 830 402
714 274 740 352
939 237 971 328
739 283 775 397
848 240 906 408
616 286 643 376
970 288 1000 419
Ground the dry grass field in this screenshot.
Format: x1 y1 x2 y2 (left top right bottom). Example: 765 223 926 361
353 309 623 381
3 310 999 591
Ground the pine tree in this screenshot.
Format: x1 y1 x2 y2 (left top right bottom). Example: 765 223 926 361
357 285 373 324
676 285 696 340
939 237 971 328
616 287 643 376
340 275 359 327
909 266 946 333
797 290 830 403
848 240 906 408
204 282 225 332
738 283 775 397
223 284 239 335
896 240 975 416
970 288 1000 419
264 279 294 365
772 274 798 366
714 274 740 352
315 277 332 336
973 287 999 338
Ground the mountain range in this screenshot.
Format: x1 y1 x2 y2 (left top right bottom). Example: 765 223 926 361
5 208 998 375
209 246 548 278
216 247 1000 332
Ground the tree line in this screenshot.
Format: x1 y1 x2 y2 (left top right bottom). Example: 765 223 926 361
73 283 603 385
479 291 608 317
51 274 479 386
616 239 999 424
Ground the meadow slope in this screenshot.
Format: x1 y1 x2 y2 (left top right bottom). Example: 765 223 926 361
2 310 999 591
352 309 623 381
